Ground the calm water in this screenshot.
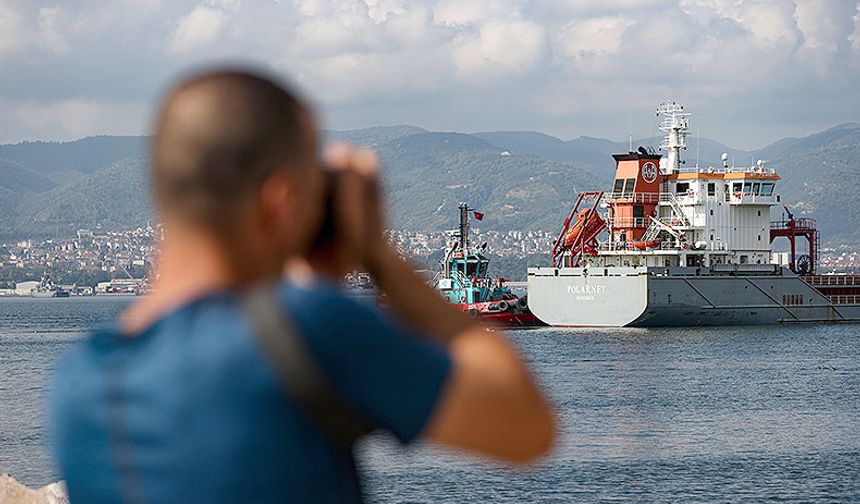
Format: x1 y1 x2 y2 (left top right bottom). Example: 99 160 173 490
1 297 858 502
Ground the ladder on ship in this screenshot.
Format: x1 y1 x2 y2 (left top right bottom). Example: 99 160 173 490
641 219 663 242
663 193 691 227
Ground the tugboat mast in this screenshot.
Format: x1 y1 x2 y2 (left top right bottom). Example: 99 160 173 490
458 202 470 255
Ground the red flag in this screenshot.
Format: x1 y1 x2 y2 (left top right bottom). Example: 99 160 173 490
473 211 484 221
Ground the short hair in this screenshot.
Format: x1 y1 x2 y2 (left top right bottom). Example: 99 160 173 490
152 69 315 229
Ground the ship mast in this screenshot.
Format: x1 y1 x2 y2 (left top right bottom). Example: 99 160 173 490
657 100 690 174
458 202 470 255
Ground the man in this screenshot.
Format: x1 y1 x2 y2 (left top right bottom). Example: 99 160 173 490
50 69 555 503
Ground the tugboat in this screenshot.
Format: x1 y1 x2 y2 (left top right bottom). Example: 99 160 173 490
30 272 70 298
434 203 540 326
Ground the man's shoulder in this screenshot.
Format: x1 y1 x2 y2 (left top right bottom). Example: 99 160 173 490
276 280 381 328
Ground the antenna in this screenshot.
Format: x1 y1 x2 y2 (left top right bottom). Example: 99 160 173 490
695 124 700 169
628 111 633 153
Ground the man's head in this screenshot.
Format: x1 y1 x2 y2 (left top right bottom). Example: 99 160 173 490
152 69 323 267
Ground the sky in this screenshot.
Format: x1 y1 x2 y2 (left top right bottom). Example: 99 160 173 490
0 0 858 149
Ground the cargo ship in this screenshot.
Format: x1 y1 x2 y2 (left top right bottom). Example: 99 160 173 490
528 101 860 326
434 203 540 326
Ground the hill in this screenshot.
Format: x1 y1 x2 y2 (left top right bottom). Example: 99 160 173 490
475 126 860 243
0 124 857 243
355 131 603 232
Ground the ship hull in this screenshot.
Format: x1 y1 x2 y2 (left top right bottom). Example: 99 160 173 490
454 301 543 327
30 290 70 298
528 266 860 327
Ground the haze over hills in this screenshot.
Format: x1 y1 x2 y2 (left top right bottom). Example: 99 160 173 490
0 123 857 244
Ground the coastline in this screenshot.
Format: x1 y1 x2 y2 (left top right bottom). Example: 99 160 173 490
0 475 67 504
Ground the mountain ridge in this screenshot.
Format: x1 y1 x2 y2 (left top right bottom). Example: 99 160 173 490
0 123 857 243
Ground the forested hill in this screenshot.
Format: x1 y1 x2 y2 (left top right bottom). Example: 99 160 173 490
0 123 857 243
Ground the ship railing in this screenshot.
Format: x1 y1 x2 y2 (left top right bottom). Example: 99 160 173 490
609 217 648 228
771 218 818 232
605 191 705 208
675 166 778 176
827 295 860 305
453 271 471 288
433 270 470 289
606 192 660 203
730 194 777 205
803 275 860 286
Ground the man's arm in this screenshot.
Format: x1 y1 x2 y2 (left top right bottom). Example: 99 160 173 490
368 247 556 463
318 145 557 463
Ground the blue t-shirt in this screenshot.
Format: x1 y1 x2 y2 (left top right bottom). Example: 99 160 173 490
49 282 451 503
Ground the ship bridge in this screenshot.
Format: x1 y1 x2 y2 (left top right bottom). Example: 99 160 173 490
554 101 782 270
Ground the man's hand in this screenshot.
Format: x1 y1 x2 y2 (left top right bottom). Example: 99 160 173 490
319 144 388 273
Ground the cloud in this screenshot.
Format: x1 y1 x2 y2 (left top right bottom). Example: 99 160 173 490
168 1 240 53
0 0 23 54
38 7 70 55
433 0 519 26
452 19 547 81
0 0 858 148
0 97 147 144
854 4 860 50
558 16 636 73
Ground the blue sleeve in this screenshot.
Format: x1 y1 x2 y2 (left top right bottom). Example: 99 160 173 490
281 283 451 443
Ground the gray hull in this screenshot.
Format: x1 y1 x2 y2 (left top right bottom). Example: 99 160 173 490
528 265 860 327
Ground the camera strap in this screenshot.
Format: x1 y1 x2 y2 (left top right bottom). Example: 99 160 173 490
242 283 375 453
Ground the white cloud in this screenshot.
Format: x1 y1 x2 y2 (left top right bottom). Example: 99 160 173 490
433 0 518 27
38 7 70 55
0 98 147 143
168 1 240 53
853 4 860 51
559 16 636 72
0 0 859 147
743 0 800 43
682 0 801 44
452 19 547 80
0 0 23 54
364 0 406 23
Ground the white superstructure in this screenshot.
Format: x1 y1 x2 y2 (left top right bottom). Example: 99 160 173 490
560 101 781 270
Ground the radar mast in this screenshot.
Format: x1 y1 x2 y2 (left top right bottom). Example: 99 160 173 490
657 100 690 174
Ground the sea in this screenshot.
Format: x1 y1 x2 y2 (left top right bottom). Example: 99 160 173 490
1 296 858 503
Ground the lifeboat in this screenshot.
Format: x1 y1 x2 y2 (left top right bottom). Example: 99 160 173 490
632 239 662 250
563 209 606 248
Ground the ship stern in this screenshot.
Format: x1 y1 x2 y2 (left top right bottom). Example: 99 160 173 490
527 267 649 327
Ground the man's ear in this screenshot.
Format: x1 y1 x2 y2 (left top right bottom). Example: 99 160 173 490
259 172 297 231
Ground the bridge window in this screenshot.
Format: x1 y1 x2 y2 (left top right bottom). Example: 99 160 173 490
761 183 774 196
707 183 716 196
675 182 689 194
623 178 636 197
466 261 478 277
725 184 731 201
743 182 752 195
752 182 761 195
613 178 624 194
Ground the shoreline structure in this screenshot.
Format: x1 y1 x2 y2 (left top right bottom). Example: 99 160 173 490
0 474 67 504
